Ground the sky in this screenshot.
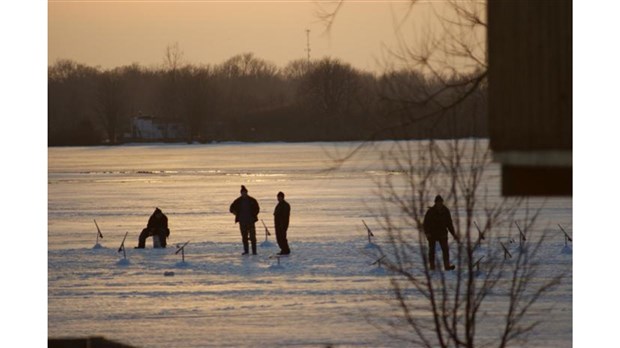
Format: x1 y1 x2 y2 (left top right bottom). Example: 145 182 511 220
48 0 439 72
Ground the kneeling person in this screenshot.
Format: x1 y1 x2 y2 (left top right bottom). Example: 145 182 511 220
136 207 170 248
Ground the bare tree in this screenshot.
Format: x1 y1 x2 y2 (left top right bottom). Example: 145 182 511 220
315 4 565 344
177 65 217 142
365 139 564 347
95 70 125 144
281 58 315 81
163 42 184 74
317 0 487 140
159 43 187 127
48 60 101 145
298 57 363 136
218 52 279 79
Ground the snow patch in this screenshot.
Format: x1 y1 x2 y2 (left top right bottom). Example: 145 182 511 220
268 264 285 271
260 240 276 248
368 267 388 276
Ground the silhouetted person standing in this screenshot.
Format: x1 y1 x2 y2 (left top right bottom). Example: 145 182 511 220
273 191 291 255
423 195 458 270
229 185 260 255
136 208 170 248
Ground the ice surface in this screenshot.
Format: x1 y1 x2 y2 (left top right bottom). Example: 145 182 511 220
48 140 572 347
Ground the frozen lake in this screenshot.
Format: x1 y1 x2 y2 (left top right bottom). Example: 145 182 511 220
48 140 572 347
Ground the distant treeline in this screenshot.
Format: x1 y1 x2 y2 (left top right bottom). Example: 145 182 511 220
48 53 487 146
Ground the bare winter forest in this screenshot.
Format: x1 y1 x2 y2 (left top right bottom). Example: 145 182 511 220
48 52 487 146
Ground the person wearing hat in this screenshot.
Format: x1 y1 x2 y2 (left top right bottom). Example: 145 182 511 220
135 207 170 248
229 185 261 255
273 191 291 255
423 195 458 270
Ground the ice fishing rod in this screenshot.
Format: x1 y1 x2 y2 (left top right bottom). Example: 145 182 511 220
500 241 512 260
362 219 374 243
260 219 271 242
473 220 485 248
514 221 527 243
370 255 386 268
94 219 104 245
558 224 572 246
472 256 484 272
118 232 129 259
175 241 190 263
270 254 282 265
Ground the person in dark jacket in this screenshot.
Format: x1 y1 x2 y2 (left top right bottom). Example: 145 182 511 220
273 191 291 255
423 195 458 270
229 185 260 255
136 207 170 248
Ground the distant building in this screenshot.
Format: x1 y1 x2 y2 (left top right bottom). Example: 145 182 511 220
488 1 572 196
131 115 187 141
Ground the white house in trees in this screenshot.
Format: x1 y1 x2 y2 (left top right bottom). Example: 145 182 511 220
131 116 186 141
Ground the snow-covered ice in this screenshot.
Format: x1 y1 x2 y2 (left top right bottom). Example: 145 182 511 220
48 141 572 347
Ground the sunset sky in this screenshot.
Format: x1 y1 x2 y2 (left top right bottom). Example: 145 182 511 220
48 0 441 72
